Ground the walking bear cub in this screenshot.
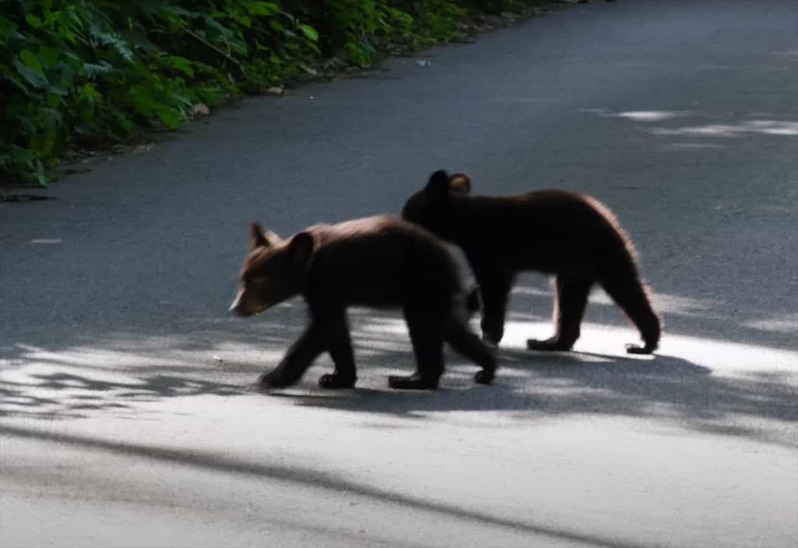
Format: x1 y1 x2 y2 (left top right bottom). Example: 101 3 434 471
230 215 496 390
402 170 661 354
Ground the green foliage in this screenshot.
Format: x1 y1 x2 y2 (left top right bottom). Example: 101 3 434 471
1 0 549 185
408 0 468 46
1 0 318 184
319 0 414 66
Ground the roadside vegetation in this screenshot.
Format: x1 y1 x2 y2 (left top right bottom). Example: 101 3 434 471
1 0 556 186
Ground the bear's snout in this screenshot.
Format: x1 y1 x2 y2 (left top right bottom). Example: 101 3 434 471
229 288 273 317
229 290 253 317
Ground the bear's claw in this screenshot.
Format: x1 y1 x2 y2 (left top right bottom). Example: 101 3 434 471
388 374 439 390
318 373 357 389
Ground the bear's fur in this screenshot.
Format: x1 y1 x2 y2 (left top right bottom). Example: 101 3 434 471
230 215 496 390
402 170 661 354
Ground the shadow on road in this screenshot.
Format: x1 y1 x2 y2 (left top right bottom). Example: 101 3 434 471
0 422 668 548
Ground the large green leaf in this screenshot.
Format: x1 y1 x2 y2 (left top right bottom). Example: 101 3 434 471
14 51 48 89
19 49 44 75
154 105 183 129
165 55 195 77
83 61 114 78
298 24 319 42
249 2 281 16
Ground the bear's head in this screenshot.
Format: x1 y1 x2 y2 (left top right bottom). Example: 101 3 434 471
229 223 314 317
401 169 471 240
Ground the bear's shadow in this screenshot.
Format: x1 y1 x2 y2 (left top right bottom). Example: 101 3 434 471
272 350 798 450
269 349 796 438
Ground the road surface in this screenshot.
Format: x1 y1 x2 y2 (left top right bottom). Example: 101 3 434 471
1 0 797 546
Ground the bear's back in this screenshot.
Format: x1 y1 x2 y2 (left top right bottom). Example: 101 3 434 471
305 216 460 308
450 190 635 275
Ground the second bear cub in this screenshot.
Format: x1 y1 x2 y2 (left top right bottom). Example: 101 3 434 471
402 170 661 354
230 215 496 390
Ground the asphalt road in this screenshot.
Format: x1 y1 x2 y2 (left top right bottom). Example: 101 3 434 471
1 0 797 547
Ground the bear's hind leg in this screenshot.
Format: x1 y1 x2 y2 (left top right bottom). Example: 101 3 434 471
599 269 661 354
389 307 444 390
475 270 513 346
319 312 357 389
527 276 592 352
444 317 496 385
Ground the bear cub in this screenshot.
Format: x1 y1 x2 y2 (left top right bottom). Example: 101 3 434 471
230 215 496 390
402 170 661 354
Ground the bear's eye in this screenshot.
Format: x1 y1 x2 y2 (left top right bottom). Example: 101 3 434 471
245 275 268 286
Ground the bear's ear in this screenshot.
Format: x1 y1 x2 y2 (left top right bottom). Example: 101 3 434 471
288 232 315 263
424 169 451 201
449 173 471 195
250 222 281 250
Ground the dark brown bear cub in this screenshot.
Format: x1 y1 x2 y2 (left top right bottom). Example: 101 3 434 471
230 215 496 390
402 170 661 354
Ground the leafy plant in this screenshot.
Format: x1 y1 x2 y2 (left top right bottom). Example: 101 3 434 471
1 0 319 185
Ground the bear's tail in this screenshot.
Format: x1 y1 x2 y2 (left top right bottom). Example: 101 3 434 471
598 262 661 354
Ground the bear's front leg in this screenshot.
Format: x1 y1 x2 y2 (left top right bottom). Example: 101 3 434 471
318 312 357 389
257 321 326 388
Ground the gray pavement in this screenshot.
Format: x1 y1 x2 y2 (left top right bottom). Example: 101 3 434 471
1 0 797 546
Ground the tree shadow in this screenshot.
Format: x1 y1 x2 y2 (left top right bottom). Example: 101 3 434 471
0 372 243 420
0 424 657 548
